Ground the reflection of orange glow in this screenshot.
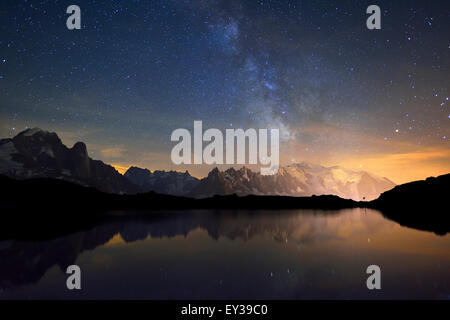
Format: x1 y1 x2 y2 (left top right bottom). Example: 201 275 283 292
281 209 450 257
105 233 125 246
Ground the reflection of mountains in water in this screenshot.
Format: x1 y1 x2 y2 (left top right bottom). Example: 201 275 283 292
0 209 379 289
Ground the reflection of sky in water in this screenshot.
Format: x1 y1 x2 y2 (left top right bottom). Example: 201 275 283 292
1 209 449 299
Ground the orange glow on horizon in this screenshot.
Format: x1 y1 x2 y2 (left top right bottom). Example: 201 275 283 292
325 148 450 184
108 122 449 184
111 164 131 174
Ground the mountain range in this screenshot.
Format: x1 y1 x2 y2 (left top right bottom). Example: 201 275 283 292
182 163 395 200
0 128 395 200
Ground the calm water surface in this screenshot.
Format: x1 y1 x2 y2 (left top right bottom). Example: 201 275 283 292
1 208 449 299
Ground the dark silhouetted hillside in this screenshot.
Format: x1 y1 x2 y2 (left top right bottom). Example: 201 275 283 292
370 173 450 235
0 174 357 213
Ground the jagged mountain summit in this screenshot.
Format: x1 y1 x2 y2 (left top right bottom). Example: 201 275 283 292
0 128 139 194
189 163 395 201
124 166 199 196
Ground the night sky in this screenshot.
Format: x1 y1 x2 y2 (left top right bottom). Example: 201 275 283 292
0 0 449 183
